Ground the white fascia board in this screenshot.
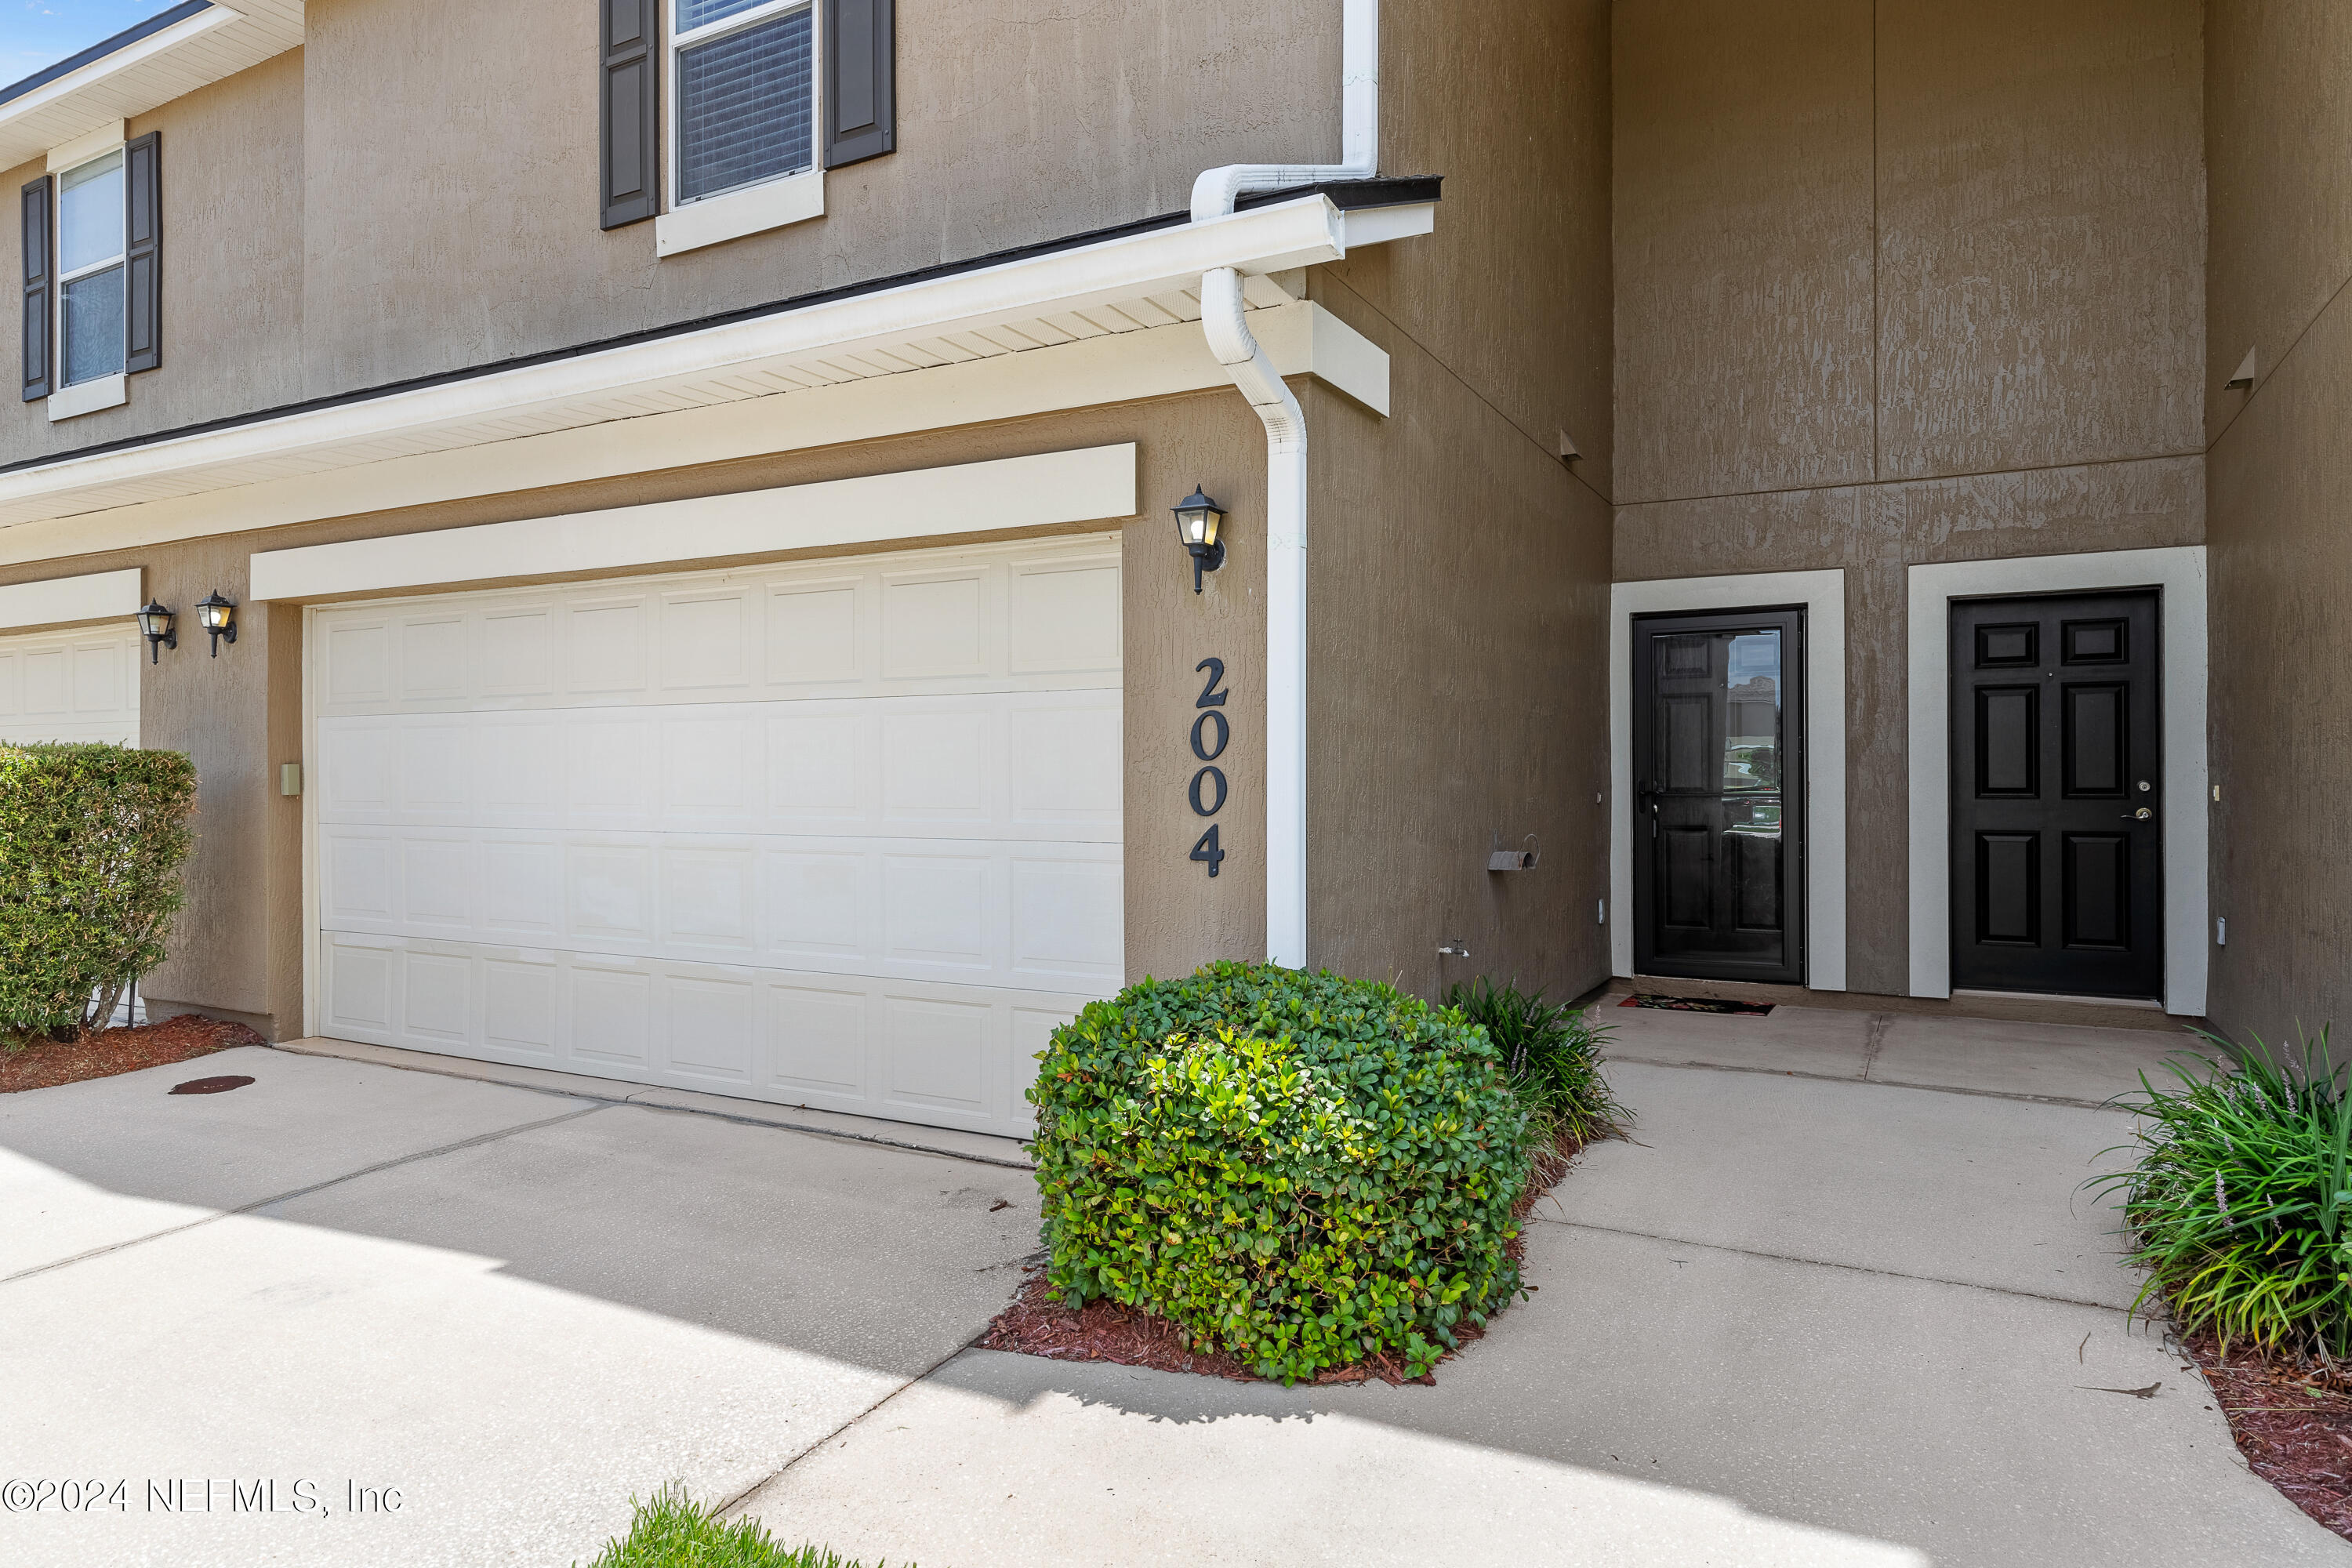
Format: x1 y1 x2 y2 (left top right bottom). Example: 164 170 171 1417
1338 202 1435 249
0 7 242 165
0 567 143 630
0 197 1351 516
249 445 1138 602
1 303 1382 566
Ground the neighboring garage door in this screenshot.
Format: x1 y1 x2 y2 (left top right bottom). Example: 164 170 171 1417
310 535 1123 1138
0 625 140 744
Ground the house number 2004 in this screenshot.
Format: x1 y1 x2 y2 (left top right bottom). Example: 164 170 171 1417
1189 656 1230 877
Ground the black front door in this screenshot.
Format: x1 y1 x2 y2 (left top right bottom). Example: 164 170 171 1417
1949 591 2163 999
1632 608 1805 984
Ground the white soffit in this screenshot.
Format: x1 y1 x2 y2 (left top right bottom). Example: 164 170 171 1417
249 445 1138 601
0 3 304 172
0 196 1430 539
0 567 143 630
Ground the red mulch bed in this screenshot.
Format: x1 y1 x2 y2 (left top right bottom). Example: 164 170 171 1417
2184 1330 2352 1541
978 1129 1588 1386
0 1014 264 1093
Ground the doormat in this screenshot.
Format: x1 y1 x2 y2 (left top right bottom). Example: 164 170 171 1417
1618 993 1774 1016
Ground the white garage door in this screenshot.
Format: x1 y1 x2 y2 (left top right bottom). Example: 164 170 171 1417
310 536 1123 1138
0 625 140 744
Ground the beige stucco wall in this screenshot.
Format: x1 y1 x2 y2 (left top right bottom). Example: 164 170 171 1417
296 0 1339 394
2 49 307 466
2202 0 2352 1042
1612 0 2207 997
5 0 1340 466
1305 289 1612 1000
0 394 1270 1036
1294 0 1613 1002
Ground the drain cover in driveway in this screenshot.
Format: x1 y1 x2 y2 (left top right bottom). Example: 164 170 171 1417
169 1076 256 1095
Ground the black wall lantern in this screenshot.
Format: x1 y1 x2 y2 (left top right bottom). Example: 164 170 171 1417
194 590 238 656
136 600 176 663
1172 485 1227 593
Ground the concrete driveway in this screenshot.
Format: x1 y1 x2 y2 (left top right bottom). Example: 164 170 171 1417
1 1007 2344 1566
0 1045 1037 1566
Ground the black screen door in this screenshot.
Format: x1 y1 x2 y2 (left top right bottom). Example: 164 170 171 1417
1632 608 1806 984
1949 590 2162 999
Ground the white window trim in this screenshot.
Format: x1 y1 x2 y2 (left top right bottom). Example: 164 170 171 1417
47 372 125 422
655 0 824 259
38 125 131 410
1609 570 1849 993
1905 546 2208 1015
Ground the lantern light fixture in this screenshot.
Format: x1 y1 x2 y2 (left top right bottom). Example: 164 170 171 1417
135 600 176 663
194 590 238 657
1171 485 1227 594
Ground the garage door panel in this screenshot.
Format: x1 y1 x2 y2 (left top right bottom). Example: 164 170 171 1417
482 951 560 1058
312 538 1117 1138
661 973 757 1084
766 580 863 685
880 571 988 680
402 836 474 931
566 598 654 695
0 626 140 745
567 842 655 942
1009 852 1123 985
659 843 758 953
316 931 1094 1135
1010 561 1121 674
880 709 993 825
397 615 470 700
881 995 992 1115
481 837 563 936
760 848 866 959
661 590 757 692
481 606 561 698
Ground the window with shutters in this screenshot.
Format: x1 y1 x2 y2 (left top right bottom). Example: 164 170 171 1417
673 0 815 203
620 0 892 256
56 150 128 390
22 126 158 416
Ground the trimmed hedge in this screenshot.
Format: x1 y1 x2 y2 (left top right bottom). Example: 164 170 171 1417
0 743 197 1039
1028 961 1532 1381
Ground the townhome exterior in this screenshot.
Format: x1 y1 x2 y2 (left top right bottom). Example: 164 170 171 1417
2 1 2344 1142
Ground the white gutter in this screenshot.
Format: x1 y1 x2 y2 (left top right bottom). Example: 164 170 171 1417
1192 0 1378 971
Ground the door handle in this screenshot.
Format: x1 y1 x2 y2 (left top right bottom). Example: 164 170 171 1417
2122 807 2154 820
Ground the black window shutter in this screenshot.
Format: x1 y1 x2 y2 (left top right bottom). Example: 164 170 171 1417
600 0 659 228
823 0 895 169
125 132 161 374
20 175 51 401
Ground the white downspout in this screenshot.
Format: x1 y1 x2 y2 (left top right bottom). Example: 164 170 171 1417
1192 0 1377 971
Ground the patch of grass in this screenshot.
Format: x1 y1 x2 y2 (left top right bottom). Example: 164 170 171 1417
579 1486 902 1568
2092 1025 2352 1359
1443 977 1630 1150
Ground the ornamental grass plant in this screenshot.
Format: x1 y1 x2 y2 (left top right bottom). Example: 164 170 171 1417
1442 976 1630 1149
1028 962 1534 1382
2094 1025 2352 1359
579 1486 896 1568
0 743 198 1044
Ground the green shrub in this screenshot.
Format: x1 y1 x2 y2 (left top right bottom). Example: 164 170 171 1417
1443 976 1629 1148
579 1486 897 1568
0 743 198 1040
2092 1025 2352 1356
1028 961 1533 1382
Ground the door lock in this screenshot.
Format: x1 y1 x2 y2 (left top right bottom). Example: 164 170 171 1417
2124 807 2154 820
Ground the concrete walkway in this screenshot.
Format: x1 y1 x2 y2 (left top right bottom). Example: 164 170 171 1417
0 1008 2343 1566
734 1005 2348 1566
